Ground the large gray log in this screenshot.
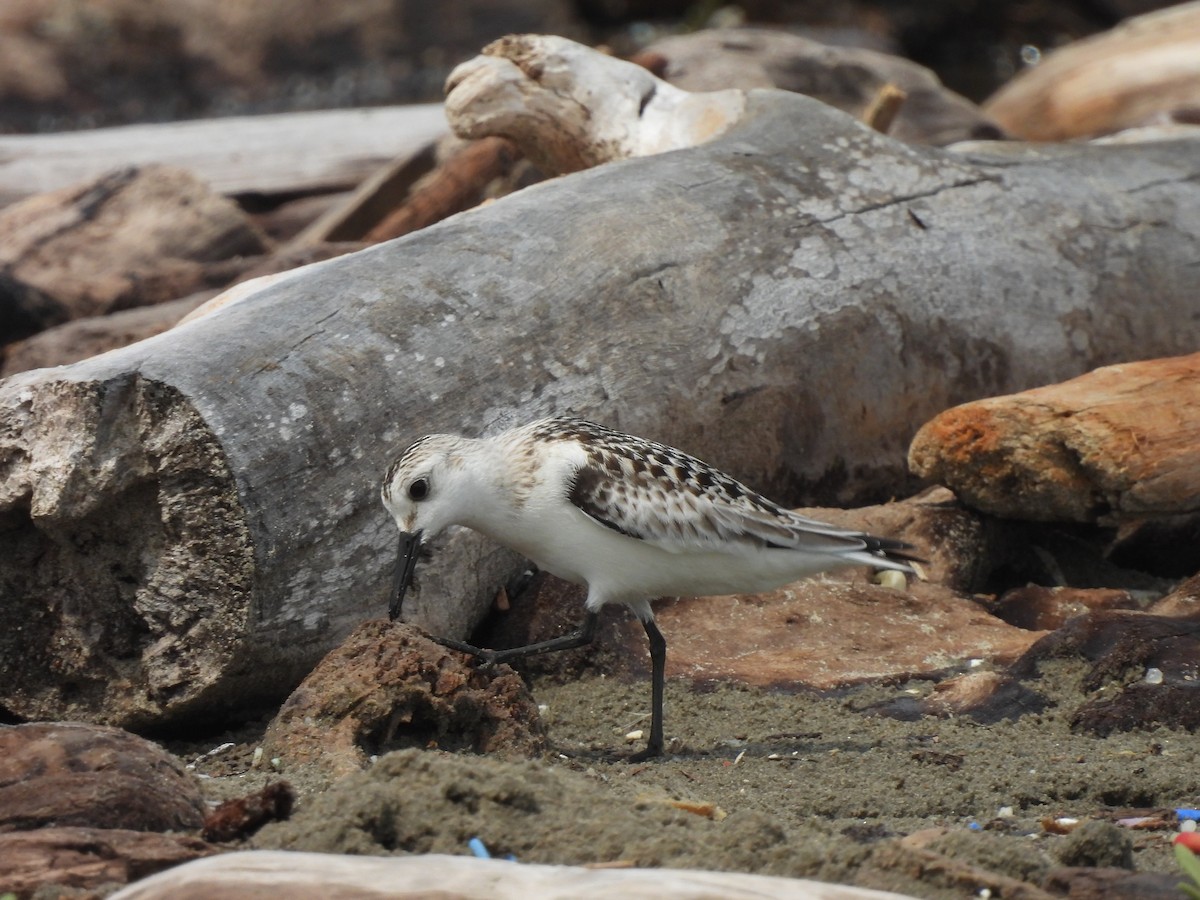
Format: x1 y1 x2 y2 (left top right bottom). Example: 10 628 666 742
1 91 1199 727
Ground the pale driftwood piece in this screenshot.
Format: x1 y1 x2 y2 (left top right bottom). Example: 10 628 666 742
983 3 1200 141
109 850 916 900
2 37 1200 727
0 165 266 323
908 353 1200 523
645 27 1002 146
445 34 746 174
0 104 449 208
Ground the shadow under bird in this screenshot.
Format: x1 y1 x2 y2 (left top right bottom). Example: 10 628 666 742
381 415 918 760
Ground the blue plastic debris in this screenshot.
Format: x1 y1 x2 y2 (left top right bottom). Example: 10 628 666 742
968 821 982 831
1178 809 1200 822
467 837 517 862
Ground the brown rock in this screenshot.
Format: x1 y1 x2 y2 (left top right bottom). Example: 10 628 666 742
1042 866 1180 899
0 271 64 345
202 782 295 844
917 670 1049 724
924 671 1005 716
1014 609 1200 688
1108 514 1200 579
260 621 545 781
1 293 211 376
468 571 626 681
0 165 267 326
1072 681 1200 737
0 826 215 898
1009 609 1200 735
908 352 1200 524
1148 573 1200 617
0 721 207 833
652 580 1039 690
485 576 1041 694
990 586 1139 631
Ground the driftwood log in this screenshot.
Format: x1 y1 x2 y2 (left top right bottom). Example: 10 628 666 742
109 850 912 900
2 36 1200 726
0 104 448 208
643 27 1003 146
983 3 1200 141
908 352 1200 523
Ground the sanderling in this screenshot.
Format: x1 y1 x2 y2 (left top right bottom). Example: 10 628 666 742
381 415 918 759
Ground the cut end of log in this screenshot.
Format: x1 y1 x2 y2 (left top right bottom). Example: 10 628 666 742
0 373 256 727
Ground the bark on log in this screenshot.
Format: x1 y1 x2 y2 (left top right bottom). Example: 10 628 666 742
0 104 449 209
2 79 1200 726
908 353 1200 523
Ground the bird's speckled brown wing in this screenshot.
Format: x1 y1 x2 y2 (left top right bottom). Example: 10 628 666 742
542 417 882 556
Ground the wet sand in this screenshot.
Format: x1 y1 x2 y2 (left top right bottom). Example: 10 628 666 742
183 655 1197 898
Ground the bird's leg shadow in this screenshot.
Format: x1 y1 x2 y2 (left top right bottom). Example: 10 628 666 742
432 611 599 671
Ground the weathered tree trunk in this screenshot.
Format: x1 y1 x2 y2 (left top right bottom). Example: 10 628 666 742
2 90 1199 727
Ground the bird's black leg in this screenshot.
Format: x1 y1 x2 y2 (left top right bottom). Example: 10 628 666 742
434 611 599 666
629 617 666 761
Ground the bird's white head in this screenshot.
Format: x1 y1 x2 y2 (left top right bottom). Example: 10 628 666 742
380 432 478 620
381 433 480 537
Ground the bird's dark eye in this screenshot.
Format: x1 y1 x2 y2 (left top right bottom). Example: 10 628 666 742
408 478 430 501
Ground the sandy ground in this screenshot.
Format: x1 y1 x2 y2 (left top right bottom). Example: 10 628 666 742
176 654 1198 898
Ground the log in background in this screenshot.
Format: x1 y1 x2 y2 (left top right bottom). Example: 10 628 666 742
1 92 1199 727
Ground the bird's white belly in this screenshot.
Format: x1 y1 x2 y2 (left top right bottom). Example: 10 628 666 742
485 501 848 608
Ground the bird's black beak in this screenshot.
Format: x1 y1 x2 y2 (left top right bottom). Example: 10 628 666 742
389 529 423 620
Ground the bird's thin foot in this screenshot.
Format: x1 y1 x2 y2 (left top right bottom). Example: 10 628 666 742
627 742 664 763
432 636 500 668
